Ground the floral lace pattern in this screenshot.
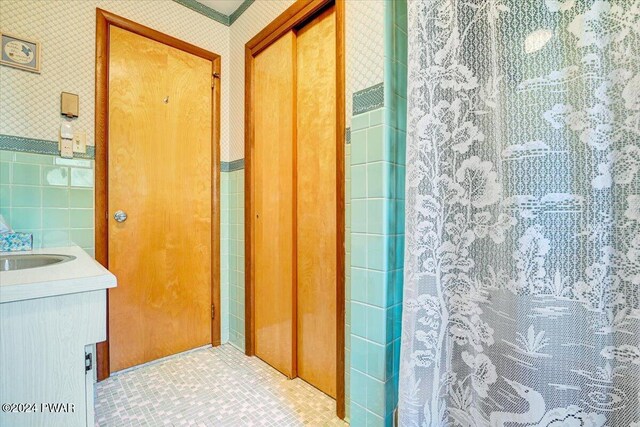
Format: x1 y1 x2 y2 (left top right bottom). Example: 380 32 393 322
399 1 640 426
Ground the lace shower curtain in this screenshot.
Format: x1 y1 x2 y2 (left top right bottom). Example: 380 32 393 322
399 1 640 426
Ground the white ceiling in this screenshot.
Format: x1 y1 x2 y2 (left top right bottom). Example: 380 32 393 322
195 0 245 16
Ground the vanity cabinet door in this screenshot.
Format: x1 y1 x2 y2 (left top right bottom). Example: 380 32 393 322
85 344 95 427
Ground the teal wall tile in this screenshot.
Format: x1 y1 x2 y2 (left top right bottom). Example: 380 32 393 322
366 126 385 163
350 402 367 426
395 129 406 166
352 165 367 199
69 189 93 208
392 235 405 270
367 162 388 199
15 152 53 165
42 166 69 186
367 341 385 381
352 336 368 373
70 209 93 228
43 187 69 207
350 369 368 408
351 302 367 338
352 113 370 131
351 234 367 268
367 411 384 426
370 109 384 126
12 163 40 185
11 208 41 229
223 169 245 350
350 33 406 417
367 235 387 271
30 230 42 248
42 229 69 247
0 185 9 206
43 208 69 229
70 167 94 187
352 267 367 303
352 199 367 233
367 306 386 345
392 165 405 200
0 151 95 252
392 305 402 340
0 207 10 223
351 130 367 165
11 185 41 207
367 199 386 235
70 229 94 248
0 162 10 184
384 343 395 381
367 377 386 417
367 270 386 307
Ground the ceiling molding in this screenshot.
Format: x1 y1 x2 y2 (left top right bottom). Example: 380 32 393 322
172 0 254 26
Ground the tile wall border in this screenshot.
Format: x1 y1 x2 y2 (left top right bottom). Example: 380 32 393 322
172 0 254 26
353 82 384 116
0 134 95 159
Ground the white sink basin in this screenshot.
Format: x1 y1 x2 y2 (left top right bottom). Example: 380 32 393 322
0 254 76 271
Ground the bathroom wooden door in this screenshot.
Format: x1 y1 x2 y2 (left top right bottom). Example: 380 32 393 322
295 7 338 398
252 31 296 378
248 2 342 402
106 26 214 373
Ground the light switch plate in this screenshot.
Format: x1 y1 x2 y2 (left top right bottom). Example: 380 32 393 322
72 131 86 153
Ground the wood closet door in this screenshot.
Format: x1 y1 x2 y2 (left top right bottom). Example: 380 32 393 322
108 26 212 372
252 31 296 378
296 6 337 398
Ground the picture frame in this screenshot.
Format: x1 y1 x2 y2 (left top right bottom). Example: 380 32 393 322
0 32 40 73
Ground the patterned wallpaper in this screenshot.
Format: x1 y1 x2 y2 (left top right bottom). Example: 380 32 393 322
0 0 230 156
0 0 384 162
225 0 385 161
345 0 384 126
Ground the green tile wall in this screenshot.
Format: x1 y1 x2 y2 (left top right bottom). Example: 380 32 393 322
349 106 404 426
222 169 245 350
0 150 94 255
349 2 407 425
345 143 352 421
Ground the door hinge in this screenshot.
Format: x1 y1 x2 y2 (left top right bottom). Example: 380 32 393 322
212 73 220 88
85 352 92 373
211 304 215 319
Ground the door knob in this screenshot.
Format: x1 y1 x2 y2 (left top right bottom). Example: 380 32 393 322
114 210 128 223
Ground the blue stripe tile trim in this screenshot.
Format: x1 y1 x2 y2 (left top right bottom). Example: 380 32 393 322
221 159 245 172
353 83 384 115
346 127 351 145
0 134 95 159
172 0 254 26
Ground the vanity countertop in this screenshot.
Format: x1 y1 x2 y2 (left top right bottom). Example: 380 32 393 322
0 246 116 303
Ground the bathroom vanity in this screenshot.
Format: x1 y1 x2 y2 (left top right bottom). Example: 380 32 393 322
0 246 116 427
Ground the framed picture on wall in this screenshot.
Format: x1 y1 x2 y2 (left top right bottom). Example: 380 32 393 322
0 32 40 73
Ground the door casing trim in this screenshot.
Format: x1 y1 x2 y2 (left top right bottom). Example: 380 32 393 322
95 8 222 381
244 0 346 418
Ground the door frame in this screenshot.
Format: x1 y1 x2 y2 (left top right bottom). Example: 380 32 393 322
94 9 221 381
244 0 346 418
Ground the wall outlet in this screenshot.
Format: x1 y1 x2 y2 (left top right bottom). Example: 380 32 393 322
72 131 87 154
60 139 74 158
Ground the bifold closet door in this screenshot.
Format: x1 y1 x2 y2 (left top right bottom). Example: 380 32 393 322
295 6 337 398
253 31 296 378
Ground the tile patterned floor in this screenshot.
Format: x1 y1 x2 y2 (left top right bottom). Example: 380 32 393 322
94 344 347 426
